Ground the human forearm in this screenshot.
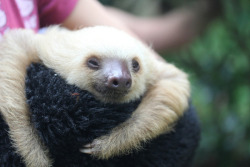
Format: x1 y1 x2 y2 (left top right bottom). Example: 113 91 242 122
106 0 221 51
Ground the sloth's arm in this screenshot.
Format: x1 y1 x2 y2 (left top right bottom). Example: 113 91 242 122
82 60 190 159
0 30 52 167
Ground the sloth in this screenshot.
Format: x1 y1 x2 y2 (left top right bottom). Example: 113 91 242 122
0 26 190 167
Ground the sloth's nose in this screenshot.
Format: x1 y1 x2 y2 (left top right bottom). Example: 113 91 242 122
107 75 132 90
103 58 132 91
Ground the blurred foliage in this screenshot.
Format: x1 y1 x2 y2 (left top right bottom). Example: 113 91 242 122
100 0 250 166
168 27 250 164
165 0 250 166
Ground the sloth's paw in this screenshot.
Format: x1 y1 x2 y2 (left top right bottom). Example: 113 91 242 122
80 136 114 159
80 140 101 155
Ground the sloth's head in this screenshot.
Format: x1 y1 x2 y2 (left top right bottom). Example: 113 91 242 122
40 26 154 103
83 54 144 103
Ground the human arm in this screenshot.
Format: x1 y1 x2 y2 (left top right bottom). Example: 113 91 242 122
61 0 221 52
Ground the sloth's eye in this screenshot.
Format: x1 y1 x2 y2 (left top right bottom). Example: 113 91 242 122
132 59 140 72
87 57 100 70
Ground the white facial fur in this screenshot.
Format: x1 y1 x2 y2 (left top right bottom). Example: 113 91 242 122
36 26 154 103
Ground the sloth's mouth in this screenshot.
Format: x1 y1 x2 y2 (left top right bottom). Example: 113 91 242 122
93 84 129 101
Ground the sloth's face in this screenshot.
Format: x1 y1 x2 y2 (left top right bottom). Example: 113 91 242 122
50 26 151 103
84 55 143 103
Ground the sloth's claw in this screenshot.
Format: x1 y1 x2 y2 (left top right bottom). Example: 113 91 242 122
80 140 101 155
80 143 95 154
80 148 94 154
83 143 92 148
80 138 114 159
